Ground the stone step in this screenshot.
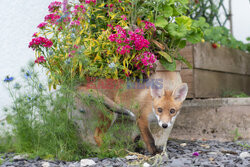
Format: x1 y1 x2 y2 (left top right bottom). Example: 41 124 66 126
170 98 250 141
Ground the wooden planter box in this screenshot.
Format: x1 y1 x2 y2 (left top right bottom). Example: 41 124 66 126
180 42 250 98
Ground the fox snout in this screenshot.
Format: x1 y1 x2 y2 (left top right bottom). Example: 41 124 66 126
162 123 168 129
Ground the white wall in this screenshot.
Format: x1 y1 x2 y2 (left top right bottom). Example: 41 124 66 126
0 0 52 120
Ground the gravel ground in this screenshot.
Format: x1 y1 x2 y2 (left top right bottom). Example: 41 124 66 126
1 139 250 167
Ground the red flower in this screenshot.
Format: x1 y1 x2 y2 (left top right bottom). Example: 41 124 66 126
37 22 47 29
29 37 53 50
212 43 217 49
44 13 60 25
35 56 46 64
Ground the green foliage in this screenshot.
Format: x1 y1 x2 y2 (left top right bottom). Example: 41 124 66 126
237 142 250 149
233 128 242 142
189 0 223 26
203 25 250 52
32 0 204 86
1 63 85 161
1 62 139 160
222 90 249 98
135 0 203 71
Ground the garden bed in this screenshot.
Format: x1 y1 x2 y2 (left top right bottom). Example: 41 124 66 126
180 42 250 98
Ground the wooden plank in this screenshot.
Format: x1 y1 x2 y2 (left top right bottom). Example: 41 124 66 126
180 69 194 98
193 42 250 75
179 45 194 69
193 69 250 98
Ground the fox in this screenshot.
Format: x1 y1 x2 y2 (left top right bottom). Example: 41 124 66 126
76 71 188 155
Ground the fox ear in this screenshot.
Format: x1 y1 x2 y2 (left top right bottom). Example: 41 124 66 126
150 87 164 99
172 83 188 102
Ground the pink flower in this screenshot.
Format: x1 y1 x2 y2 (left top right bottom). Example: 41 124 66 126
58 26 63 31
48 1 62 12
116 45 132 55
73 4 86 14
70 19 80 26
35 56 46 64
108 34 118 42
192 152 199 156
32 32 38 37
29 37 53 50
62 0 68 13
135 51 156 70
85 0 96 5
37 22 47 29
121 15 127 20
142 20 156 31
44 13 61 25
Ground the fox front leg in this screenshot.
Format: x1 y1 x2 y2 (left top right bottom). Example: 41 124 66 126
137 117 158 155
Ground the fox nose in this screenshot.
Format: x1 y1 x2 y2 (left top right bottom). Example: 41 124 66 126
162 124 168 129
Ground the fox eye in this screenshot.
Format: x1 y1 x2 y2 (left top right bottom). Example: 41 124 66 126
157 108 163 113
170 109 175 114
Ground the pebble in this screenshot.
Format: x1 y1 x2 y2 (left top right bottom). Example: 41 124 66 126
239 152 250 159
143 162 150 167
125 155 138 160
41 161 51 167
13 154 28 161
180 143 187 147
80 159 96 167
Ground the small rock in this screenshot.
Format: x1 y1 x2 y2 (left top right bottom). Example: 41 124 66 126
200 144 210 149
180 143 187 147
68 162 80 167
143 162 150 167
34 156 41 161
207 152 217 155
239 152 250 159
41 161 51 167
125 155 137 160
80 159 96 167
209 157 214 161
13 154 28 161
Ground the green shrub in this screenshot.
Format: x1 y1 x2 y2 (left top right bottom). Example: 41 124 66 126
1 62 139 160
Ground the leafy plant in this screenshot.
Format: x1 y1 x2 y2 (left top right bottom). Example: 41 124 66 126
203 25 250 52
233 128 242 142
0 62 139 160
29 0 203 87
222 90 249 98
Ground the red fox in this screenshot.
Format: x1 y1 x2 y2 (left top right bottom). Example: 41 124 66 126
77 72 188 155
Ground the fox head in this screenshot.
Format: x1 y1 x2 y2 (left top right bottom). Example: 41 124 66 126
150 83 188 129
